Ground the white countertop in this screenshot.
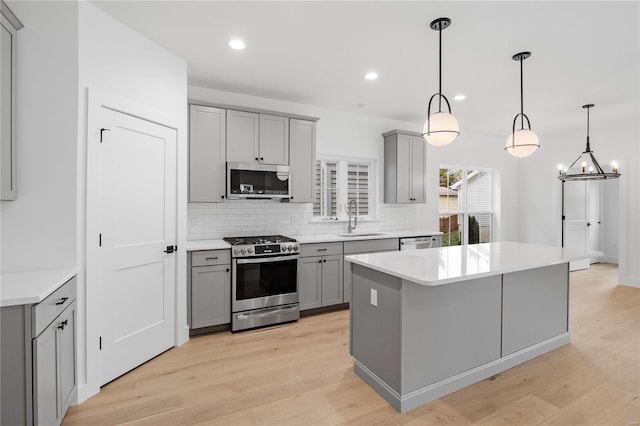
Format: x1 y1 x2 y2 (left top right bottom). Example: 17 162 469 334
1 268 77 307
186 230 442 250
345 242 600 286
185 239 230 251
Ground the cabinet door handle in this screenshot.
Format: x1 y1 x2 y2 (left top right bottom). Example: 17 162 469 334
255 157 259 161
221 195 225 199
58 320 68 330
206 257 218 260
226 268 230 272
317 248 327 252
318 260 322 263
323 259 327 263
56 297 69 305
260 157 264 161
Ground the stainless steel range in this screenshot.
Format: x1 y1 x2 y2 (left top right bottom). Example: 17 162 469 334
223 235 299 331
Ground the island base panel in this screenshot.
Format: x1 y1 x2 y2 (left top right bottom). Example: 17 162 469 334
355 332 570 413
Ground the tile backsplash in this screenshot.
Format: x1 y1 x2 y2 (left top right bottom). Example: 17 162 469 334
188 201 415 240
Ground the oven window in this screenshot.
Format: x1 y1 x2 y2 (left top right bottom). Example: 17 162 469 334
236 258 297 300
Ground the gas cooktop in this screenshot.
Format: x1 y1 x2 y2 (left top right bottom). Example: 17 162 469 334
223 235 299 257
223 235 297 245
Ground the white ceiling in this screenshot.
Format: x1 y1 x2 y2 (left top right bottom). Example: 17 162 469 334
92 1 639 137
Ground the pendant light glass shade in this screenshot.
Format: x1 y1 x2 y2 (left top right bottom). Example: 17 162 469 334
558 104 620 181
505 52 539 158
423 112 459 146
505 129 539 158
422 17 459 147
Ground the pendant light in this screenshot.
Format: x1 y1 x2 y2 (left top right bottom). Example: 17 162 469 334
422 17 459 147
558 104 620 181
505 52 539 158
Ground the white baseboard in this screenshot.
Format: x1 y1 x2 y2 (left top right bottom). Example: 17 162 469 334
620 276 640 288
76 383 100 404
354 333 571 413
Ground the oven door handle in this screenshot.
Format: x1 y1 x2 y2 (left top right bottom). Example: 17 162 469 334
236 255 299 264
236 304 299 320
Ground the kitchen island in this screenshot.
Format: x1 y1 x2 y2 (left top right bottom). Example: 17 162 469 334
345 242 598 413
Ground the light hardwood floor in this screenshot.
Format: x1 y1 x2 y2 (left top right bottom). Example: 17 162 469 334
64 263 639 425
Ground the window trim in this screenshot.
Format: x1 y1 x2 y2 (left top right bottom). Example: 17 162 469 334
312 155 377 222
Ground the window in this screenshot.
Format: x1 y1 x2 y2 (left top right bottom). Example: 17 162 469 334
313 158 375 220
314 160 337 218
439 167 494 246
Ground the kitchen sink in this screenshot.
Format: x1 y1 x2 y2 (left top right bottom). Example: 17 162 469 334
335 232 387 238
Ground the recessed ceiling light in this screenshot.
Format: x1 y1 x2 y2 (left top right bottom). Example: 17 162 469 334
364 72 378 80
353 103 365 108
229 39 246 50
453 94 466 101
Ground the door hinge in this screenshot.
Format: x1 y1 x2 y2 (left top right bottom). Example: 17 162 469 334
99 336 102 350
100 128 110 143
99 233 102 247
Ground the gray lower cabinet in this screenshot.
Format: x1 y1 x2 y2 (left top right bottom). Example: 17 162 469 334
298 243 344 310
1 276 77 426
289 119 316 203
343 239 399 303
189 250 231 328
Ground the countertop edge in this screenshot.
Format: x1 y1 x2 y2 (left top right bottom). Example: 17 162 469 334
345 243 602 286
1 268 78 307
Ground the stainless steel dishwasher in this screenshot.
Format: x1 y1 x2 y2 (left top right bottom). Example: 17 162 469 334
399 235 442 250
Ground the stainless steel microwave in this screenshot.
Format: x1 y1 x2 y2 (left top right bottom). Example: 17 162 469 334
226 162 291 199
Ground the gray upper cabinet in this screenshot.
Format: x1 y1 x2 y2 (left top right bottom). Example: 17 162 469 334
289 119 316 203
227 110 289 165
189 105 226 203
226 109 259 163
259 114 289 165
1 2 22 200
383 130 426 204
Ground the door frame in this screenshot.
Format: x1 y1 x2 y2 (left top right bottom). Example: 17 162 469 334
560 179 603 266
81 87 187 401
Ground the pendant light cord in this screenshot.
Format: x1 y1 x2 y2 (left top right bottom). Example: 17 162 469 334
438 25 442 112
586 106 591 152
520 57 524 129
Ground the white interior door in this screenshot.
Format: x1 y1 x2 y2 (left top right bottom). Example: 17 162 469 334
587 181 602 263
98 107 176 385
564 181 601 271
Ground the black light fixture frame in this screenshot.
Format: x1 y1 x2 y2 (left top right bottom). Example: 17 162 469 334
422 17 459 139
558 104 621 181
505 52 539 152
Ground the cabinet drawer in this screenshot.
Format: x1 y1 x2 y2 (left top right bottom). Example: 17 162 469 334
32 276 76 337
300 242 343 258
191 250 231 267
343 238 399 254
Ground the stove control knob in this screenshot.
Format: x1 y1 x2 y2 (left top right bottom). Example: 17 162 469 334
248 247 254 254
287 245 293 252
234 248 240 255
240 248 247 255
293 245 299 252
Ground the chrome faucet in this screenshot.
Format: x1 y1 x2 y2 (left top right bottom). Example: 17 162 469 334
348 199 358 233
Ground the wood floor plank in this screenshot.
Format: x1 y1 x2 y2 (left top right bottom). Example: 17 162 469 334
63 263 639 425
473 394 560 425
